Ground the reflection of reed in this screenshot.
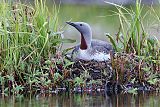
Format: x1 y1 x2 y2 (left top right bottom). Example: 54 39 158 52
31 92 160 107
0 92 159 107
105 92 160 107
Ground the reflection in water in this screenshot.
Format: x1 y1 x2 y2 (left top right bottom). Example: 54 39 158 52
0 92 160 107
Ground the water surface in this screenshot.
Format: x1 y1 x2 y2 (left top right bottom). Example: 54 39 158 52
0 92 160 107
25 1 160 48
57 4 160 49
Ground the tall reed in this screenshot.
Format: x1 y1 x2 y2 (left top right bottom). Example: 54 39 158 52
106 0 160 88
0 0 62 94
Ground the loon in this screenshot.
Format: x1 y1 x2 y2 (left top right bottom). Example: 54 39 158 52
66 22 113 61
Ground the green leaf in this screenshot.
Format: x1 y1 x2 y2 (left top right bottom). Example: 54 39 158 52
15 85 24 92
54 72 62 81
45 60 52 65
4 87 9 93
142 67 150 72
131 78 136 84
0 76 5 83
45 80 51 85
64 59 74 68
127 88 138 94
148 78 158 85
74 77 84 87
106 33 118 51
6 75 14 81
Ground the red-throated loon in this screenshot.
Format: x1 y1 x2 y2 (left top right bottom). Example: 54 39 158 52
66 22 113 61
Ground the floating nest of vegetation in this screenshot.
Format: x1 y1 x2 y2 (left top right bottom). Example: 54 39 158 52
44 52 160 93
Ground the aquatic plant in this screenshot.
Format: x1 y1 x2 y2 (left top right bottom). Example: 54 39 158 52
0 0 75 95
106 0 160 91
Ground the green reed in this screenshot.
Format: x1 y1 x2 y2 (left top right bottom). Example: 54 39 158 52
106 0 159 59
106 0 160 90
0 0 64 95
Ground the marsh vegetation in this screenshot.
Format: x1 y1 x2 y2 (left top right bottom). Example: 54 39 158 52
0 0 159 100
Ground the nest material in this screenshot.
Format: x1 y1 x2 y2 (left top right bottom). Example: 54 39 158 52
66 59 113 83
65 52 160 90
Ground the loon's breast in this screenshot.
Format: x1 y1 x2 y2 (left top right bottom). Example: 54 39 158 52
77 49 110 61
72 40 113 61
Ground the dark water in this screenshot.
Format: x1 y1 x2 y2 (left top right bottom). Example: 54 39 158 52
0 92 160 107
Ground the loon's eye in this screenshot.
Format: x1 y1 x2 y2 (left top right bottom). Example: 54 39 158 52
80 24 83 26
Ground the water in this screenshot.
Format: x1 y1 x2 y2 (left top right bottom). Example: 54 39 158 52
25 1 160 48
56 4 160 49
58 4 120 48
0 92 160 107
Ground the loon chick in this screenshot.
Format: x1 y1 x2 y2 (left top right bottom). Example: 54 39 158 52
66 22 113 61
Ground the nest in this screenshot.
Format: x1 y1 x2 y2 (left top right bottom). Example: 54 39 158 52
50 52 160 92
66 58 113 84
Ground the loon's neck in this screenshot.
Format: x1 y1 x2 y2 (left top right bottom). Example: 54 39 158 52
80 33 92 50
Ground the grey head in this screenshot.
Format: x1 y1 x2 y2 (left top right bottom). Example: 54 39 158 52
66 22 92 49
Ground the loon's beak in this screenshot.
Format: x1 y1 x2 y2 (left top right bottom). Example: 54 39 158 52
66 21 76 27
